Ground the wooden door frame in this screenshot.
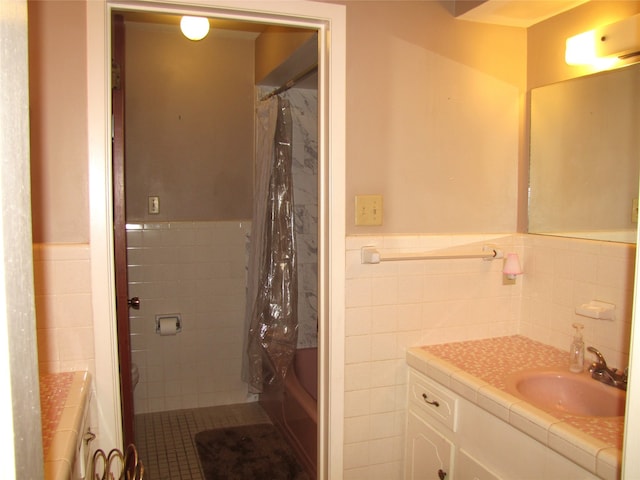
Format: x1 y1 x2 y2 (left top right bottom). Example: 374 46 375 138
112 13 135 447
88 3 346 478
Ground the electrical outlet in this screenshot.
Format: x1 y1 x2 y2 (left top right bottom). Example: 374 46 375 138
355 195 383 226
633 198 638 223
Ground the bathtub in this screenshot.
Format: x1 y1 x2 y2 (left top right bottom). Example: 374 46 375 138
260 347 317 478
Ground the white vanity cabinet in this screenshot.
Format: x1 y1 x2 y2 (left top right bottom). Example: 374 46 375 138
405 409 454 480
405 369 498 480
405 368 599 480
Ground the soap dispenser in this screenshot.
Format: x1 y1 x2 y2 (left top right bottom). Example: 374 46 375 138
569 322 585 373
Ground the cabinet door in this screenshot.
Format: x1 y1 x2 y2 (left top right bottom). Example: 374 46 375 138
456 448 502 480
405 410 454 480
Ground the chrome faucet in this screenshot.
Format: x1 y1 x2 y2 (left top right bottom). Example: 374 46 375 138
587 346 627 391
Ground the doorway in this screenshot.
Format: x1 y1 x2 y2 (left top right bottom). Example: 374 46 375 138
113 6 320 447
88 2 346 479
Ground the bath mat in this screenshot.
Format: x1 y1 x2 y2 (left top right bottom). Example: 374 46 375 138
195 423 310 480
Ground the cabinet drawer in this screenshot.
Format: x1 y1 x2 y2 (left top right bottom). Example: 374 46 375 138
408 369 458 431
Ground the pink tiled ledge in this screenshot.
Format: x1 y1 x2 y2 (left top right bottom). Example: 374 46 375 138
407 336 623 480
40 371 92 480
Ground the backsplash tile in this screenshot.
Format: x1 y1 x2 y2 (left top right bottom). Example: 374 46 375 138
33 244 95 375
521 234 634 368
343 233 634 479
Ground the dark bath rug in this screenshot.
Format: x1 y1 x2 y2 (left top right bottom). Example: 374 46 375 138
195 423 310 480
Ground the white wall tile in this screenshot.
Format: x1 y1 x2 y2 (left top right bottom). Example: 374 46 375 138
343 233 634 478
33 244 94 375
125 221 253 413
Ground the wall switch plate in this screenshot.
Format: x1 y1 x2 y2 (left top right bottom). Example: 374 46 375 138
148 196 160 214
355 194 383 226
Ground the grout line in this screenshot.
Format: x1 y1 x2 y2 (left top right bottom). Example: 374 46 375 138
134 402 271 480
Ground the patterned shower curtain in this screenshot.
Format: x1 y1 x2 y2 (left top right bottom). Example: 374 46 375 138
243 96 298 394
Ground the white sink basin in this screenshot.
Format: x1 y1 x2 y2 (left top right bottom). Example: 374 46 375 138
504 368 626 417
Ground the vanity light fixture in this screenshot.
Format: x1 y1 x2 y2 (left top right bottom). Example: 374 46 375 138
503 253 522 281
565 13 640 68
180 16 210 41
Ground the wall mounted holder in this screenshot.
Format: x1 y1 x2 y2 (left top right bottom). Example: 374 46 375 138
361 244 503 264
155 314 183 335
575 300 615 320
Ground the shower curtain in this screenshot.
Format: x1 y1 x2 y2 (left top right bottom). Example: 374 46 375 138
243 96 298 394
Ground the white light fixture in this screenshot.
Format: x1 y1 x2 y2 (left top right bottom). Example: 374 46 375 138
180 16 210 41
565 13 640 68
595 14 640 59
565 30 597 65
503 253 523 281
565 30 619 69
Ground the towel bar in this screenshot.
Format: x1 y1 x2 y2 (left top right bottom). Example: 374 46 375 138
361 245 503 264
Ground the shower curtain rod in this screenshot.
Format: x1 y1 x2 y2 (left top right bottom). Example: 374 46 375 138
260 63 318 101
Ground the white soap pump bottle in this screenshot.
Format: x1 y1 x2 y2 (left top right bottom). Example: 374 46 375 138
569 322 585 373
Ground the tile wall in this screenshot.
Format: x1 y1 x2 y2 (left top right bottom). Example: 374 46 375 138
31 230 637 476
342 233 635 479
33 243 95 375
521 233 635 368
283 87 319 348
126 221 251 413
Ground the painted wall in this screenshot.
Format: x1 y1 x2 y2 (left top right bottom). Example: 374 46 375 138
255 26 315 83
340 0 526 235
28 1 640 239
28 0 526 240
125 21 255 222
28 0 89 244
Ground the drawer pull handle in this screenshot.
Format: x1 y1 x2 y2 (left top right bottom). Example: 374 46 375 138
422 392 440 407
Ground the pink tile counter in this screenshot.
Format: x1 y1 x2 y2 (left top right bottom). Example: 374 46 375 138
40 371 92 479
407 336 624 479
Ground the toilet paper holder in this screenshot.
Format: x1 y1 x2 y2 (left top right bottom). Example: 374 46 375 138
155 314 182 335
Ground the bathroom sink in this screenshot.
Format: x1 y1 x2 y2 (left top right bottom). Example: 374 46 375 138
504 369 626 417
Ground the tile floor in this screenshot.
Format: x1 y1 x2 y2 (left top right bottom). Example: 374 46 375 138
134 402 271 480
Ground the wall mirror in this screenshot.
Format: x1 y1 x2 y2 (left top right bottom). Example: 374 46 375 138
528 63 640 243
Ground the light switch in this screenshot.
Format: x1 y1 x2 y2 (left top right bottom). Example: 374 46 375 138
355 195 383 226
148 196 160 214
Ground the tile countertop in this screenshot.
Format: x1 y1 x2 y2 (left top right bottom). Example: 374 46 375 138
407 335 624 480
40 371 92 479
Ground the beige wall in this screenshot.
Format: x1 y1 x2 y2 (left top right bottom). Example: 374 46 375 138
125 22 255 222
28 0 528 241
255 26 315 83
27 0 640 237
338 1 526 235
28 0 89 243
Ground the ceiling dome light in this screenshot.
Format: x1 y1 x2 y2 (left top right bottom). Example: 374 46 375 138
180 16 210 41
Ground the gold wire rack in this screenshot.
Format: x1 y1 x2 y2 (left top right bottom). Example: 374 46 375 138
91 443 144 480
